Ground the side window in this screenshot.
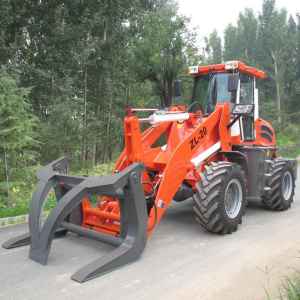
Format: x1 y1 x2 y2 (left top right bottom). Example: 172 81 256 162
216 73 231 103
206 75 217 114
240 74 254 104
192 75 209 111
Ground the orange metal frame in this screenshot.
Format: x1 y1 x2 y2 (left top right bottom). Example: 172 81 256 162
82 62 275 238
190 61 267 79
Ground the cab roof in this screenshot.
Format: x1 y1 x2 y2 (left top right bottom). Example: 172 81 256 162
189 61 267 79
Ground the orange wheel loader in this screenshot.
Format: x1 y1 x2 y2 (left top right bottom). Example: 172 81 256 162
3 61 297 283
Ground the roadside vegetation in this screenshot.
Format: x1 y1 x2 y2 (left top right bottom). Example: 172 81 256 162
1 0 300 218
277 124 300 158
280 276 300 300
267 274 300 300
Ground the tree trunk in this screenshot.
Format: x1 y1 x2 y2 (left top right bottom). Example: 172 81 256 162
160 79 173 108
92 104 101 167
4 149 10 207
271 51 282 126
81 64 88 166
166 78 173 107
103 77 113 163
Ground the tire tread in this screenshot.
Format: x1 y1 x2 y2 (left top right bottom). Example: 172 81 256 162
262 158 295 211
193 161 246 234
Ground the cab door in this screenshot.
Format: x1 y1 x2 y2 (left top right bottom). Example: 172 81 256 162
239 74 255 141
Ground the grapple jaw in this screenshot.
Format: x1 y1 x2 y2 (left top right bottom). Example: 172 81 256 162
2 158 148 283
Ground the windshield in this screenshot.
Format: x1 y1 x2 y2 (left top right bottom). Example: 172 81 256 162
192 73 236 114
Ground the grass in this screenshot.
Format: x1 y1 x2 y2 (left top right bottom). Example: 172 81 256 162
277 124 300 158
0 203 29 218
0 162 114 219
273 274 300 300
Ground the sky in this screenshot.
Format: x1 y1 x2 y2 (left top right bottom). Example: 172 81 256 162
177 0 299 43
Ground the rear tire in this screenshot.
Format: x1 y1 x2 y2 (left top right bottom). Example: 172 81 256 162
193 162 247 234
262 159 295 211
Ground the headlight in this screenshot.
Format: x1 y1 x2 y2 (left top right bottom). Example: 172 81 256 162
189 66 199 75
232 104 254 115
225 61 239 70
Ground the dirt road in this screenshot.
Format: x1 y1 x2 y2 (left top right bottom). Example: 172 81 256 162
1 168 300 300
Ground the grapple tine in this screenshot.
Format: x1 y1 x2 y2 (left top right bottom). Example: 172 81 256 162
2 232 31 249
71 171 147 282
1 158 70 250
2 158 147 283
2 229 67 250
71 240 143 283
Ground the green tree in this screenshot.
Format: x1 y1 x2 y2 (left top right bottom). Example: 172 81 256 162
224 9 258 64
237 9 258 64
224 24 240 61
205 30 222 63
258 0 288 126
282 16 298 116
131 3 190 107
0 70 37 205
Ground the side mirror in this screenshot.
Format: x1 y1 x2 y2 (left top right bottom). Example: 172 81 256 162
174 80 182 98
228 74 239 92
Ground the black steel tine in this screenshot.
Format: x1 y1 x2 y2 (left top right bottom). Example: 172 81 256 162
71 171 148 283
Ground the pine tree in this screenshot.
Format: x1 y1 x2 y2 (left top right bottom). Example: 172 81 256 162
0 70 37 205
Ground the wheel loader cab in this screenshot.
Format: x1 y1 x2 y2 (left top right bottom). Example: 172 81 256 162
191 66 257 141
192 73 238 114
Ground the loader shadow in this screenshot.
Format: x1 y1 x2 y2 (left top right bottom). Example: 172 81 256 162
161 199 206 236
159 198 274 236
46 198 292 266
48 232 115 267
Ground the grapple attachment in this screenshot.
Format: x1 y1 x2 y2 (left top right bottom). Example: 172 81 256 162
2 158 148 283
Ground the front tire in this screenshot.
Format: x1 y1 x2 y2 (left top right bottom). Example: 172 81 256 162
262 159 295 211
193 162 247 234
